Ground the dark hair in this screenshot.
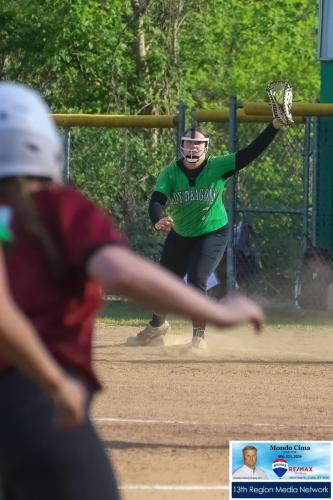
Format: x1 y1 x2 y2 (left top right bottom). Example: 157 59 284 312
0 177 63 277
183 127 209 139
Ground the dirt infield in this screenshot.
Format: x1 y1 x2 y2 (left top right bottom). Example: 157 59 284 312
92 323 333 500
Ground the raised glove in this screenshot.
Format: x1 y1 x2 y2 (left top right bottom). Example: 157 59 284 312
266 81 294 126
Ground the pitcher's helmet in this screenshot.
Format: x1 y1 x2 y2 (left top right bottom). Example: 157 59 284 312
180 127 209 164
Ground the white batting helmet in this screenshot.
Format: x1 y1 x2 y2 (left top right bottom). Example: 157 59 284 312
180 128 209 164
0 82 64 182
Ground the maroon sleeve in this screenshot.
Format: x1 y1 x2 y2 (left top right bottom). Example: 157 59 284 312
54 187 127 267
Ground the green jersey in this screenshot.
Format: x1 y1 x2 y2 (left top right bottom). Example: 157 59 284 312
154 154 236 237
0 206 13 243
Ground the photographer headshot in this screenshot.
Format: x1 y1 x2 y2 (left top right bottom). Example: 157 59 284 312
233 445 268 480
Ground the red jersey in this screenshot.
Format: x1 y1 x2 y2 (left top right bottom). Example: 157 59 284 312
0 185 126 388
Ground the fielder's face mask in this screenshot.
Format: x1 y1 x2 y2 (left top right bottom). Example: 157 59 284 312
180 129 209 164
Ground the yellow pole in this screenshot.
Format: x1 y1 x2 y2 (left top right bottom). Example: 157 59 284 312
244 102 333 117
193 109 304 123
52 114 178 128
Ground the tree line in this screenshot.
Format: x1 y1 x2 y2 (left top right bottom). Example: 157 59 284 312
0 0 319 262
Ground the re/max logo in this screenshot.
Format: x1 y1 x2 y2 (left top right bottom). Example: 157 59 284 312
289 466 313 472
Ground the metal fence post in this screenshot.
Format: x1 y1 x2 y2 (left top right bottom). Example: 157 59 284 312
176 102 187 157
302 117 311 251
190 107 198 129
227 96 238 294
63 128 71 183
312 116 319 247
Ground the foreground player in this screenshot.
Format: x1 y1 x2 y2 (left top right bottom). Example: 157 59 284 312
130 115 286 348
0 82 263 500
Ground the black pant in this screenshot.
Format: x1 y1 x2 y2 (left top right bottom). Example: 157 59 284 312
161 226 229 291
154 226 229 333
0 370 120 500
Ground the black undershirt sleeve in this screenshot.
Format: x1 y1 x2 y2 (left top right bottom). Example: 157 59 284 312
149 126 278 218
223 123 279 179
148 191 168 225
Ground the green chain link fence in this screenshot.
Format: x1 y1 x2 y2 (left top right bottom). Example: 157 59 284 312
234 121 310 306
60 109 327 310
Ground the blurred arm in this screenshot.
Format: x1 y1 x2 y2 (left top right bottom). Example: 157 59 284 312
87 245 264 331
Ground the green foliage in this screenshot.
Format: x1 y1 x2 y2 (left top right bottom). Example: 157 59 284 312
0 0 319 110
0 0 321 295
68 125 175 258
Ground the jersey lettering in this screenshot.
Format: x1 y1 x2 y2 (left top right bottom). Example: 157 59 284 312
169 188 217 205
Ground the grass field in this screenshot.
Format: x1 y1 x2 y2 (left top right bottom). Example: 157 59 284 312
99 298 188 326
99 296 333 329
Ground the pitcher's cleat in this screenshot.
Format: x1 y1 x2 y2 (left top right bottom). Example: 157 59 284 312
127 321 170 346
191 336 207 350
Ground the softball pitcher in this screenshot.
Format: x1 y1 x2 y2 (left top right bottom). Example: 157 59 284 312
129 114 288 348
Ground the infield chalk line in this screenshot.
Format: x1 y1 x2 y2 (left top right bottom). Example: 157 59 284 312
94 417 333 428
119 484 229 491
